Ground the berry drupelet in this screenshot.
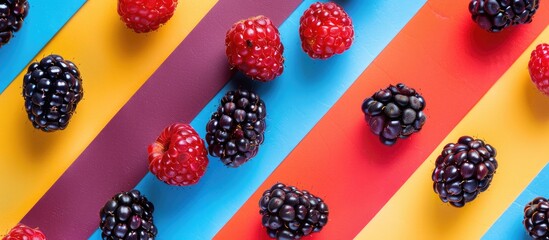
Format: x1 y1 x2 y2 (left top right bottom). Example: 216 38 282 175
299 2 354 59
148 123 209 186
524 197 549 239
0 0 29 47
225 15 284 82
469 0 539 32
2 223 46 240
528 43 549 95
259 183 329 240
118 0 178 33
23 54 83 132
361 83 427 146
206 89 266 167
99 190 157 240
432 136 498 207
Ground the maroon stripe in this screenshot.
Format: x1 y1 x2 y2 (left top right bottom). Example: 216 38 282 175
21 0 301 239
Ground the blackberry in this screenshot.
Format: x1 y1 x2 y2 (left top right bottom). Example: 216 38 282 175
99 190 157 240
361 83 427 146
205 89 266 167
524 197 549 239
432 136 498 207
23 54 83 132
0 0 29 47
259 183 329 240
469 0 540 32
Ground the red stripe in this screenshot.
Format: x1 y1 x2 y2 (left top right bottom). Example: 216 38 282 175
214 2 549 239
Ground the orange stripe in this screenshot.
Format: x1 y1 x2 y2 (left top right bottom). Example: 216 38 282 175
357 26 549 239
214 1 549 239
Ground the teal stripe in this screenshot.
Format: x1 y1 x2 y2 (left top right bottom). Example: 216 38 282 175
0 0 86 94
90 0 426 239
483 163 549 240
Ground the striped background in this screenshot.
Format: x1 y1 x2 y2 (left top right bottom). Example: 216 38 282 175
0 0 548 239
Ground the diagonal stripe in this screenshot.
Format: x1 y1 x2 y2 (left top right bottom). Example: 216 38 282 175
483 163 549 240
0 0 86 94
0 0 218 235
88 0 426 239
21 0 301 239
214 3 549 239
356 26 549 240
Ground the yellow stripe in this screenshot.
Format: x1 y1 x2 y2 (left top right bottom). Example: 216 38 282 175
0 0 217 231
355 26 549 240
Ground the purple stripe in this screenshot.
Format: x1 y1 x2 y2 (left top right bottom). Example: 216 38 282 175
21 0 301 239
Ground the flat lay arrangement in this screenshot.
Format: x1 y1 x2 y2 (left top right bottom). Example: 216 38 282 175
1 0 549 239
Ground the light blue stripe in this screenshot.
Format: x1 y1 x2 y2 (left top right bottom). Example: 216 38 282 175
90 0 426 239
0 0 86 94
483 163 549 240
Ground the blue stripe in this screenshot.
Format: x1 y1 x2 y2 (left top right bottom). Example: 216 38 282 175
482 163 549 240
90 0 426 239
0 0 86 94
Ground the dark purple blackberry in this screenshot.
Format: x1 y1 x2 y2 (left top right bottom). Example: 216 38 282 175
0 0 29 47
99 190 157 240
205 89 266 167
432 136 498 207
259 183 329 240
469 0 540 32
524 197 549 239
23 54 83 132
361 83 426 146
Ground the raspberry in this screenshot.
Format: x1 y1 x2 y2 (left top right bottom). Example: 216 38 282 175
23 54 83 132
205 89 266 167
361 83 427 146
432 136 498 207
99 190 157 240
0 0 29 47
147 123 209 186
259 183 329 240
529 43 549 95
299 2 354 59
469 0 539 32
524 197 549 239
118 0 178 33
225 15 284 82
2 224 46 240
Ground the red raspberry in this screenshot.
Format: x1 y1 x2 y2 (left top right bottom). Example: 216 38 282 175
147 123 208 186
299 2 354 59
117 0 178 33
2 224 46 240
225 15 284 82
529 43 549 95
